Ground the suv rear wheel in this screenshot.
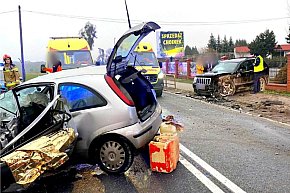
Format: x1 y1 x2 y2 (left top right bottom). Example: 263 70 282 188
93 136 134 174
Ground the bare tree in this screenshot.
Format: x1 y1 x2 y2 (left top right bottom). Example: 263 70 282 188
79 22 97 50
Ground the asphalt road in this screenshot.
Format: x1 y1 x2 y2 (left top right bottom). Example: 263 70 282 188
157 92 290 193
5 92 290 193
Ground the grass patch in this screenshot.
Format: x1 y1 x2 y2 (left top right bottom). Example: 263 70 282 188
263 90 290 97
26 73 42 81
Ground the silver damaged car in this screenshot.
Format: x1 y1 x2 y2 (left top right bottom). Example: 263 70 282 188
22 22 163 174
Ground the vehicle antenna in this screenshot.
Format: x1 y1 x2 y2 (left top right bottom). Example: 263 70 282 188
124 0 131 29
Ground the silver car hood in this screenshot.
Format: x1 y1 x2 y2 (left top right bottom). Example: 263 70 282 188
106 22 160 76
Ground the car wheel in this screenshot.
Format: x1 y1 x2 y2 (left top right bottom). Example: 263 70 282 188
221 81 236 96
156 90 163 97
93 137 134 174
260 77 266 91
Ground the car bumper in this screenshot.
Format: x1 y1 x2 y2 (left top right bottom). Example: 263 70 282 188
193 84 214 95
152 79 164 92
108 103 162 149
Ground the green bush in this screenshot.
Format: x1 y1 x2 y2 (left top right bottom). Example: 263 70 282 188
274 64 287 84
265 56 287 68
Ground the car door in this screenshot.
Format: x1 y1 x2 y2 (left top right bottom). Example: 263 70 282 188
1 83 56 154
238 60 253 85
58 83 107 151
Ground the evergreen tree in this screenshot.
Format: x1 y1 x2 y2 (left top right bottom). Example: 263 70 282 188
216 35 221 53
221 36 229 53
184 45 193 56
192 46 199 54
228 37 234 52
249 29 276 57
235 39 248 47
207 33 217 51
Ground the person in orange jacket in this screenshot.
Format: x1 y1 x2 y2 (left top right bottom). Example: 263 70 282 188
195 56 204 74
42 53 62 73
42 60 62 73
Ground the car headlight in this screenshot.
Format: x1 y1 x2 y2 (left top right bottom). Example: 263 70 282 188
193 77 197 84
158 72 164 79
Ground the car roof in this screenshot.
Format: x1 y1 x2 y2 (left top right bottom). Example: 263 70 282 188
221 58 254 63
25 65 107 84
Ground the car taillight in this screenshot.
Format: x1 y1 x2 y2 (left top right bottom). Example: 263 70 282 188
105 75 135 106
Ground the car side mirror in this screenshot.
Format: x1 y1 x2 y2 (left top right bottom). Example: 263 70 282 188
40 64 46 73
159 61 163 68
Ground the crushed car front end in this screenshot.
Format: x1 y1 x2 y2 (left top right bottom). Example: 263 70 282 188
193 74 219 96
0 90 78 191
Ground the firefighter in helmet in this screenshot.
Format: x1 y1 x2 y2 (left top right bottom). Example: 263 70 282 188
2 54 21 90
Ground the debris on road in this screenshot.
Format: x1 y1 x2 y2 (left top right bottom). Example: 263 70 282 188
75 163 104 176
165 87 290 124
162 115 184 132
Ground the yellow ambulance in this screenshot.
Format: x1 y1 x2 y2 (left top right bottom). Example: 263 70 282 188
129 42 164 97
46 37 93 70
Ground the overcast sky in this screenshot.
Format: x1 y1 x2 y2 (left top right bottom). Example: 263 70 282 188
0 0 289 61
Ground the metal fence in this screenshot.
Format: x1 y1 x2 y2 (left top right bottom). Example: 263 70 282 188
269 68 280 79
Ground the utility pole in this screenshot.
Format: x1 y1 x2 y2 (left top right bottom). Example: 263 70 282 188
18 5 26 81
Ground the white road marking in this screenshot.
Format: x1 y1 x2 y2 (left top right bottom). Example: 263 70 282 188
179 155 225 193
180 144 247 193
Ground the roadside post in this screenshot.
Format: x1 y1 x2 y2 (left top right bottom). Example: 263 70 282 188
175 59 179 78
187 59 192 79
18 5 26 81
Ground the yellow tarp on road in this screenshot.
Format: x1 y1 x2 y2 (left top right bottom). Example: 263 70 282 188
1 128 75 185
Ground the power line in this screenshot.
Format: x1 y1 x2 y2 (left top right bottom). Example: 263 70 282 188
23 9 290 26
23 10 142 23
0 10 16 15
156 17 290 25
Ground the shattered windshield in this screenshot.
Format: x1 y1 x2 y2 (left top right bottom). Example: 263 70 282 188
212 61 240 73
128 52 159 67
116 34 139 58
0 91 17 116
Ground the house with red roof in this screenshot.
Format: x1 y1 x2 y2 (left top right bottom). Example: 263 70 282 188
234 46 251 58
274 44 290 57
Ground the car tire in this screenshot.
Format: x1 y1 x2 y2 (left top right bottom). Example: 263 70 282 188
221 80 236 96
156 90 163 97
93 136 134 174
259 77 266 92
